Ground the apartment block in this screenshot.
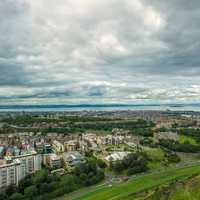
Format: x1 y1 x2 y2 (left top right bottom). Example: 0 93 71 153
0 151 42 189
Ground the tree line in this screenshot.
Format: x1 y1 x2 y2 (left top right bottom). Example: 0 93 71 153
111 153 148 176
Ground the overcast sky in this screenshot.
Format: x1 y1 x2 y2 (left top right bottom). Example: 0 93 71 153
1 0 200 105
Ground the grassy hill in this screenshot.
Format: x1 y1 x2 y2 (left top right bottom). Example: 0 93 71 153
122 175 200 200
61 164 200 200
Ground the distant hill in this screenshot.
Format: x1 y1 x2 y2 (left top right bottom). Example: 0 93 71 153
0 103 200 112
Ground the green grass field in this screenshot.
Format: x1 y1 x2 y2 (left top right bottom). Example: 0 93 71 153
72 164 200 200
129 175 200 200
145 148 166 169
179 135 197 145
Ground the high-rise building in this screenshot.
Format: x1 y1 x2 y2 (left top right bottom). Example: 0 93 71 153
13 151 42 179
0 159 20 189
0 151 42 190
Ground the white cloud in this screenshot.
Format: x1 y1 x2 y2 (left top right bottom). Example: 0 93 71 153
0 0 200 104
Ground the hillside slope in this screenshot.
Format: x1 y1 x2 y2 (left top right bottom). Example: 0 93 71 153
121 175 200 200
71 164 200 200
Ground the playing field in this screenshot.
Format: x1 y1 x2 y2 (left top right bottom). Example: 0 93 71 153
72 164 200 200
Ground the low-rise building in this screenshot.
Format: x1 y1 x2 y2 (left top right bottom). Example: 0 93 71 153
64 140 78 151
104 151 130 164
49 154 62 169
43 144 52 154
52 140 64 153
154 132 179 141
35 142 44 153
63 152 85 168
101 135 124 146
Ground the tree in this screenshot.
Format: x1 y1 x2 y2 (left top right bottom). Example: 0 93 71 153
18 175 32 193
111 153 148 175
6 185 17 195
9 193 24 200
32 169 48 185
24 185 37 199
112 160 124 173
0 192 7 200
39 182 51 194
97 159 107 168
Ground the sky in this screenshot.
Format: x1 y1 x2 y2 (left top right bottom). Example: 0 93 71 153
1 0 200 105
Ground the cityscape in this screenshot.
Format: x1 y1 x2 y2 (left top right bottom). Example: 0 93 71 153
0 110 200 199
1 0 200 199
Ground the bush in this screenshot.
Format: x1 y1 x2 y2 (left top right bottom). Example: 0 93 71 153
74 159 105 186
159 139 200 153
165 151 181 163
24 185 37 199
97 159 107 168
0 192 7 200
111 153 148 175
9 193 24 200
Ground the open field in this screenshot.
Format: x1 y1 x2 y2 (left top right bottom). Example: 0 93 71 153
123 175 200 200
63 164 200 200
179 135 197 145
145 147 166 169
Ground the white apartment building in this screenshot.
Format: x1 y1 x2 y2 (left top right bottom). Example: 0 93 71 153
13 151 42 179
0 151 42 189
0 159 21 189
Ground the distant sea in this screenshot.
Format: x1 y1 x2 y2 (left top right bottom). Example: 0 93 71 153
0 104 200 112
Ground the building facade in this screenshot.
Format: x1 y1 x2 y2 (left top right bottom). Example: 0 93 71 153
0 151 42 190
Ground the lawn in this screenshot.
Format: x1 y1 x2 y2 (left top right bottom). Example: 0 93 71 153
72 164 200 200
138 175 200 200
179 135 197 145
145 148 165 160
145 147 166 169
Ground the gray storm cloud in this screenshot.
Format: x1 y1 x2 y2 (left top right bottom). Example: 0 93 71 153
0 0 200 104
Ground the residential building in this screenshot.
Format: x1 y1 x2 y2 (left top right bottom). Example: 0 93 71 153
64 140 78 151
104 152 130 164
52 140 64 153
0 159 21 189
0 147 4 158
0 151 41 189
101 135 123 146
49 154 61 169
35 142 44 153
43 144 52 154
13 151 42 179
63 152 85 168
154 132 179 141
